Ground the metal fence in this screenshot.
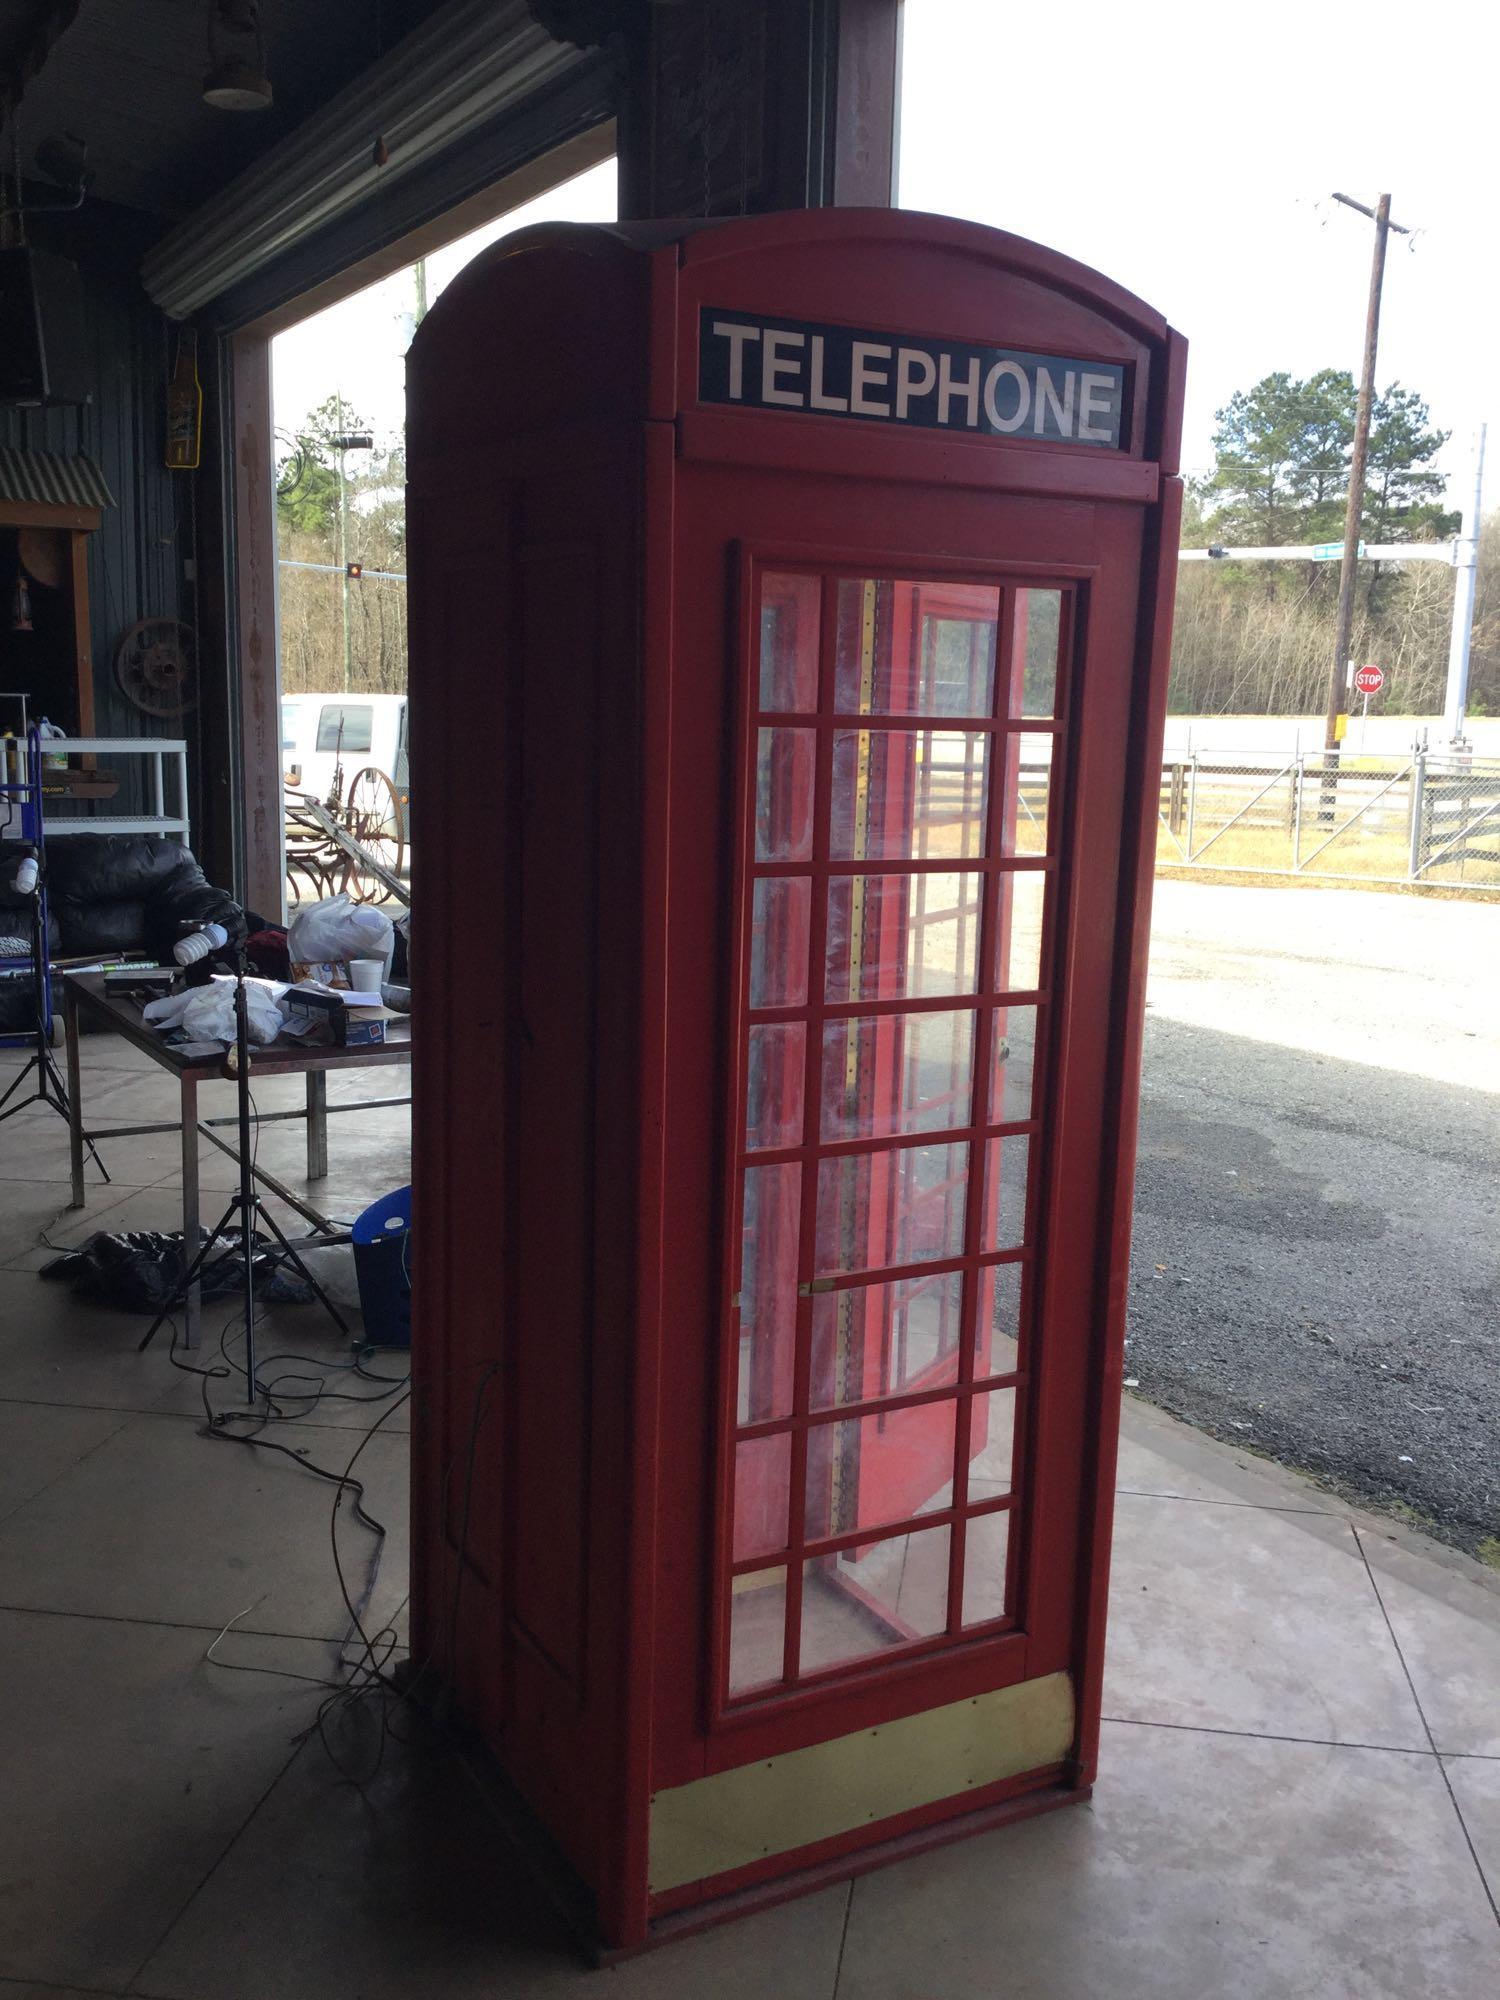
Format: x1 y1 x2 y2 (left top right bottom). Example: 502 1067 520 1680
1154 751 1500 891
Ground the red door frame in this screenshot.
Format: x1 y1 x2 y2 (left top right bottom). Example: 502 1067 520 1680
712 539 1087 1748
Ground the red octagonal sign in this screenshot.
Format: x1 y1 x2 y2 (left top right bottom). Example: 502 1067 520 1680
1354 663 1385 695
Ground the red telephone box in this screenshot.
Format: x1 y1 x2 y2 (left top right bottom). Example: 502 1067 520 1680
407 209 1185 1955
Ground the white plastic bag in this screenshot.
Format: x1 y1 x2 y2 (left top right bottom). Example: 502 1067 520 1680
142 976 287 1047
287 894 394 973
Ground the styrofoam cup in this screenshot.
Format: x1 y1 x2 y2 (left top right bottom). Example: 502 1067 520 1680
347 957 384 992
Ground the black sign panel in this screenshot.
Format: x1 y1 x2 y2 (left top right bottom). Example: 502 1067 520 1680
698 309 1127 450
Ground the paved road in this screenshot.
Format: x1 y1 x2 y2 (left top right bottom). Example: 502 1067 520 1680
1129 878 1500 1555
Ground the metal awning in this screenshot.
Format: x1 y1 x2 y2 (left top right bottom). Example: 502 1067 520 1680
0 446 114 512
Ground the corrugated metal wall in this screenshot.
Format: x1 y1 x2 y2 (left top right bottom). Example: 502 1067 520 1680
2 205 197 823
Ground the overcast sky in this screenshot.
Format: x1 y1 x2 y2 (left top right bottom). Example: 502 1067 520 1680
274 0 1496 509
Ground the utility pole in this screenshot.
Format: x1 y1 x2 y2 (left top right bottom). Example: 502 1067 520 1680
334 390 351 693
328 401 373 695
1323 193 1409 766
1443 423 1487 748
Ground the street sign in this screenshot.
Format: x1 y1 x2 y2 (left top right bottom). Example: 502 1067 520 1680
1353 663 1385 695
1311 540 1367 561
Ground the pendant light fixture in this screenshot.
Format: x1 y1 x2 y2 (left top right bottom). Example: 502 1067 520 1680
203 1 273 113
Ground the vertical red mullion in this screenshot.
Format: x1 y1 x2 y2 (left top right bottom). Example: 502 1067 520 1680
780 574 840 1685
946 585 1020 1636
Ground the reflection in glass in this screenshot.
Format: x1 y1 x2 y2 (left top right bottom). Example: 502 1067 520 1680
759 571 822 712
961 1509 1010 1626
756 727 815 861
810 1269 966 1408
989 1007 1037 1126
995 871 1046 992
978 1261 1023 1377
734 1435 791 1562
729 1566 787 1694
737 1161 801 1424
831 730 989 861
1001 735 1052 857
800 1525 951 1673
806 1400 958 1541
966 1388 1016 1501
1012 588 1062 718
834 579 999 717
982 1136 1029 1253
815 1142 969 1275
750 876 811 1008
820 1008 974 1143
745 1023 806 1151
825 871 982 1002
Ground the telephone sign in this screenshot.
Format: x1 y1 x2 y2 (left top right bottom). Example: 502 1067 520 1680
700 309 1127 447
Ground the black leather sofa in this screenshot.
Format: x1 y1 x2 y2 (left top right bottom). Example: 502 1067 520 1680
0 835 246 1032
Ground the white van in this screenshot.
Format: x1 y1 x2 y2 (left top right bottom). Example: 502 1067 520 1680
282 693 409 810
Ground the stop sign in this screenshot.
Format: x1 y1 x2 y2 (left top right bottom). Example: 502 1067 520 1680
1353 663 1385 696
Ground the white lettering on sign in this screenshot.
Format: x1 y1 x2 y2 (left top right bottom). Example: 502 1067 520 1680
895 347 937 419
849 341 892 416
761 328 805 405
700 309 1128 449
711 320 761 401
937 352 980 427
1078 372 1118 444
809 334 847 412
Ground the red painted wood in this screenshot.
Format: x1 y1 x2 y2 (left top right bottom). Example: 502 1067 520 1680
406 210 1185 1953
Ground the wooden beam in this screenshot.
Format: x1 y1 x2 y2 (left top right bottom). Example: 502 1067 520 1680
0 499 101 533
229 330 284 918
68 528 93 734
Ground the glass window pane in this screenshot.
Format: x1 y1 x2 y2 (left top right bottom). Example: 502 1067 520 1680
750 876 811 1008
738 1162 801 1424
1011 589 1061 719
746 1023 806 1151
729 1566 786 1695
834 579 999 716
810 1269 966 1409
806 1400 957 1542
960 1509 1011 1627
759 571 821 712
982 1136 1030 1253
977 1262 1023 1377
734 1435 791 1562
1002 735 1052 857
966 1389 1016 1501
820 1008 975 1143
815 1142 969 1276
995 871 1046 992
316 703 373 754
989 1006 1037 1125
756 727 816 861
831 730 989 862
826 871 982 1002
801 1525 951 1673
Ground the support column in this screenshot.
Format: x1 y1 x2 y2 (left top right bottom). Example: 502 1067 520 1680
534 0 901 220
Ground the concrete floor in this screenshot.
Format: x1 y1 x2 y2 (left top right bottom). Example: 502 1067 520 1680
2 1032 1500 1997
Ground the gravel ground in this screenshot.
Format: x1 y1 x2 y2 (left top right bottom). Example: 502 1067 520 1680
1129 878 1500 1556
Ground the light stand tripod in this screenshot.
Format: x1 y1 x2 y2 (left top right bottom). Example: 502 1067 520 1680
0 725 108 1179
138 954 349 1399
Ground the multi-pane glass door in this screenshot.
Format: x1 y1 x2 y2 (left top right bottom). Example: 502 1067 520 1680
722 563 1067 1705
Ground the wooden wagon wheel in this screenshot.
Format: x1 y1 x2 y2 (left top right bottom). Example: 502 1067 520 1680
339 766 406 903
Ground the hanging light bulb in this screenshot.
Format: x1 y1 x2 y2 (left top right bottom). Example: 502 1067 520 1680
203 1 273 112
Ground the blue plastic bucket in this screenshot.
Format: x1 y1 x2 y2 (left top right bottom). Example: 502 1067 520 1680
351 1183 412 1349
